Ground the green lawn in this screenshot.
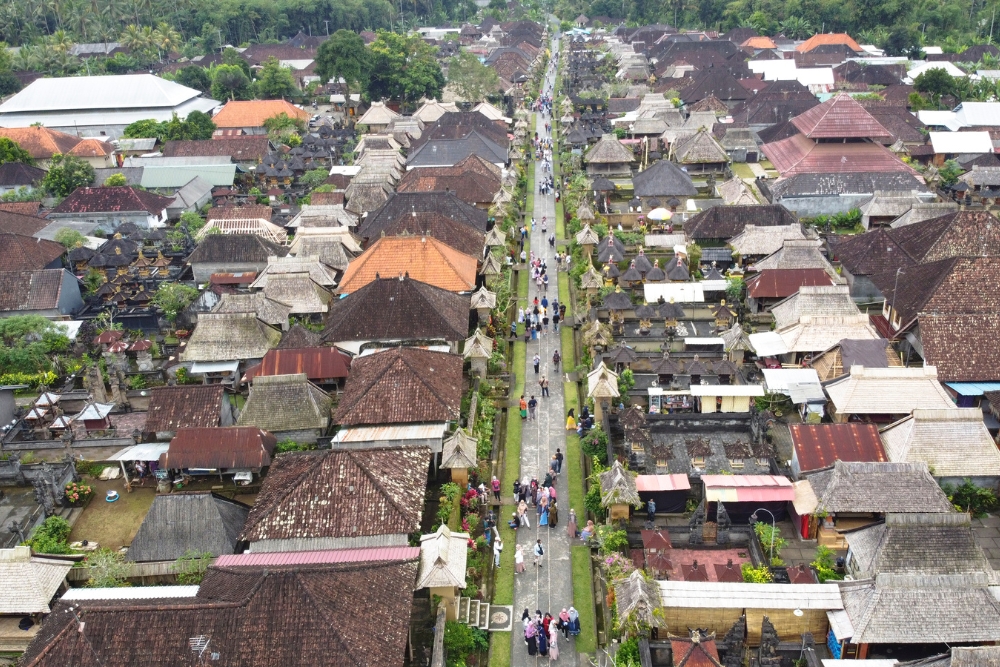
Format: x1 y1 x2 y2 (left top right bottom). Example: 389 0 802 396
730 162 755 179
571 546 597 654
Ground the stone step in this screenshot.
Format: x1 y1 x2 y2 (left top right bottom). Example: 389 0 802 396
478 602 490 630
468 599 480 626
485 605 514 632
458 597 470 625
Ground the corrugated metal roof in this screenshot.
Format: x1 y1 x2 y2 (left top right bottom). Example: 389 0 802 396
702 475 795 502
636 474 691 492
945 381 1000 396
790 424 888 473
109 442 170 461
215 546 420 567
0 74 204 112
656 580 843 609
62 586 200 600
333 423 448 443
140 164 237 188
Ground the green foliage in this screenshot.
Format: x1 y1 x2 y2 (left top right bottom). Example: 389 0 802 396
179 210 206 234
440 482 463 502
211 64 254 101
0 370 57 389
0 315 70 376
448 50 500 103
914 67 959 104
594 525 629 555
123 111 216 142
443 621 489 667
274 439 317 453
315 29 369 97
174 65 213 93
174 367 200 385
753 520 787 558
617 368 635 397
127 374 147 390
42 153 94 196
27 516 72 554
103 173 127 187
85 548 132 588
54 227 87 248
173 550 213 584
811 546 843 583
580 427 609 464
725 277 744 303
255 56 297 99
263 112 305 134
810 208 862 232
943 478 1000 517
741 563 773 583
300 168 330 189
616 637 641 666
0 137 32 165
938 159 964 188
152 282 199 323
366 31 445 104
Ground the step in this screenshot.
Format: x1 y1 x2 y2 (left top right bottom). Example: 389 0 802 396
478 602 490 630
468 599 480 626
486 605 514 632
458 597 470 625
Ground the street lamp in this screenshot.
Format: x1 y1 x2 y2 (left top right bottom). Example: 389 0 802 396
750 508 776 564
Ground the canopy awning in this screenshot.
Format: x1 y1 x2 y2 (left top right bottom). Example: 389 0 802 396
689 385 764 397
190 361 239 375
109 443 170 462
702 475 795 503
636 474 691 492
748 331 789 356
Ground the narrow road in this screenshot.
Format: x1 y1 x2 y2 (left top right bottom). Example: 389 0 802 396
510 32 580 666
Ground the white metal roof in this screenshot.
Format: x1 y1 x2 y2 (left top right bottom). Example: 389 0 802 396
683 337 725 346
826 610 858 642
657 580 844 609
955 101 1000 126
747 331 788 356
929 131 993 154
109 442 170 461
907 61 967 81
62 586 200 600
796 68 834 86
75 402 115 421
762 368 821 393
0 74 205 113
689 384 764 397
917 110 961 131
0 95 219 129
190 360 240 374
643 283 705 303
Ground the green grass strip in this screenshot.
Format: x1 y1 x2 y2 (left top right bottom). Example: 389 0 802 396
571 546 597 654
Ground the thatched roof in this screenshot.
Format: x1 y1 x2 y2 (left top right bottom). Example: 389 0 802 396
586 134 635 164
441 428 478 469
613 570 663 627
599 459 640 506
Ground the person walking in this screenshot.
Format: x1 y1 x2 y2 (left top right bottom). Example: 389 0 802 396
525 617 538 656
540 376 549 397
491 476 501 502
549 500 558 528
533 539 544 567
519 395 527 421
533 353 541 374
559 609 571 639
647 498 657 524
568 607 580 636
518 500 531 528
567 508 578 539
552 349 560 371
555 448 564 473
548 618 560 661
528 395 538 421
493 538 503 568
515 544 525 573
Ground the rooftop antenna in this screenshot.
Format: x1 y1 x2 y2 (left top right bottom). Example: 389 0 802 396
189 635 216 665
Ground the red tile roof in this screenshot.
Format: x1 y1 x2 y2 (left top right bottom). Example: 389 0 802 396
0 233 64 271
762 133 918 177
0 126 104 159
746 268 834 298
791 93 892 140
243 347 351 383
789 423 887 473
51 186 172 214
213 100 310 129
145 385 227 433
338 236 478 294
161 427 277 470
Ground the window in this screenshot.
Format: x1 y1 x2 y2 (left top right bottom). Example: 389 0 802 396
756 458 769 467
730 458 745 469
655 458 668 469
632 441 644 452
691 456 705 467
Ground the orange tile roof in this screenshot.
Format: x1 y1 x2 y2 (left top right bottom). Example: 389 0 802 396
67 138 113 157
796 33 862 53
212 100 310 129
338 236 478 294
0 126 90 159
742 36 777 49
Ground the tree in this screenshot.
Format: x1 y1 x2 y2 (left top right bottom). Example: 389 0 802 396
255 56 297 99
447 50 500 103
938 159 964 187
152 282 199 323
366 32 445 104
211 64 253 101
262 112 305 135
300 168 330 189
174 65 212 93
179 210 205 234
182 111 216 139
172 550 213 584
123 118 162 139
152 22 182 55
883 24 923 58
42 153 94 196
914 67 959 106
54 227 87 248
103 173 127 186
221 47 252 79
315 29 369 99
0 137 33 165
85 548 131 588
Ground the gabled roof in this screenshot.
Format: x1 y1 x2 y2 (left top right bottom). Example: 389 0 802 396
770 284 859 329
358 191 487 240
810 338 900 381
334 347 462 426
0 269 70 313
879 408 1000 477
0 161 46 186
161 426 276 471
322 275 469 343
586 133 635 164
753 239 836 275
824 365 956 415
0 208 46 236
243 347 351 383
632 159 697 197
237 373 332 432
144 384 226 433
0 126 107 159
789 423 886 473
357 101 401 126
180 312 281 362
417 525 469 589
126 492 251 562
678 67 750 104
684 204 798 240
801 460 953 514
728 223 803 257
599 459 639 506
239 446 428 543
21 557 419 667
762 133 917 177
672 128 729 164
213 99 309 128
918 312 1000 382
0 232 64 271
51 186 172 215
0 546 72 614
379 214 486 257
790 93 892 139
440 428 477 470
212 292 292 328
338 236 478 294
745 268 834 298
796 33 861 53
162 136 271 162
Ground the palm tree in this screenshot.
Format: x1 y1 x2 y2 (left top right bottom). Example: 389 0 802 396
779 17 811 40
12 45 38 71
49 28 73 52
120 22 149 52
153 21 181 54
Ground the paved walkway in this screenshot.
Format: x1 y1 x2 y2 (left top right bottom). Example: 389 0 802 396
510 34 580 666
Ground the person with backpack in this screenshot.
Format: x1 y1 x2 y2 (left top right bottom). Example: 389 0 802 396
533 539 544 567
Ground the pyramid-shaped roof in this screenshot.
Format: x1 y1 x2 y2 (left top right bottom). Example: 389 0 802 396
463 328 494 359
586 133 635 164
441 428 478 469
791 93 892 140
587 361 621 398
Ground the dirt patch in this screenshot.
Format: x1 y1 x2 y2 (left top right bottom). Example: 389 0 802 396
68 478 155 551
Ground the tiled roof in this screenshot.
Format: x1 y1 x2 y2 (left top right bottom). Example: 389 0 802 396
823 366 957 415
829 228 918 277
746 268 834 298
22 558 419 667
322 275 469 344
795 33 861 53
0 201 42 216
0 547 72 614
0 161 46 186
872 257 1000 328
180 312 281 362
791 93 892 140
684 204 798 240
186 233 288 264
240 446 429 542
243 347 350 383
207 204 273 222
126 492 251 562
334 347 462 426
162 136 271 161
144 385 226 433
0 269 67 312
678 67 750 103
0 208 46 236
891 210 1000 264
0 126 94 159
378 213 486 257
919 313 1000 382
67 137 113 157
237 373 332 433
358 191 487 240
770 284 860 329
803 460 953 514
789 423 886 473
338 236 478 294
881 408 1000 477
161 427 277 471
212 100 309 128
762 133 917 177
0 232 63 271
50 185 170 215
632 159 697 197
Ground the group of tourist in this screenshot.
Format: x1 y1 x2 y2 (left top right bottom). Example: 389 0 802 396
522 608 581 659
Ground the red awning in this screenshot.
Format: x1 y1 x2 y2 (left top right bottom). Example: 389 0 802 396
636 474 691 492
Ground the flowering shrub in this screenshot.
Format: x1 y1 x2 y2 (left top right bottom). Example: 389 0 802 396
602 552 635 580
64 481 93 504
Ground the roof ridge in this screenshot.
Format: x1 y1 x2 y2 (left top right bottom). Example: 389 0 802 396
399 349 459 412
242 454 322 535
346 450 414 526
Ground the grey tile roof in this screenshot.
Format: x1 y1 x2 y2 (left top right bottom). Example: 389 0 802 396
805 461 953 514
126 492 250 562
237 373 332 433
181 312 282 362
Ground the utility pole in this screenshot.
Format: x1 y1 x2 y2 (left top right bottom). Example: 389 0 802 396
991 7 996 44
324 20 330 35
